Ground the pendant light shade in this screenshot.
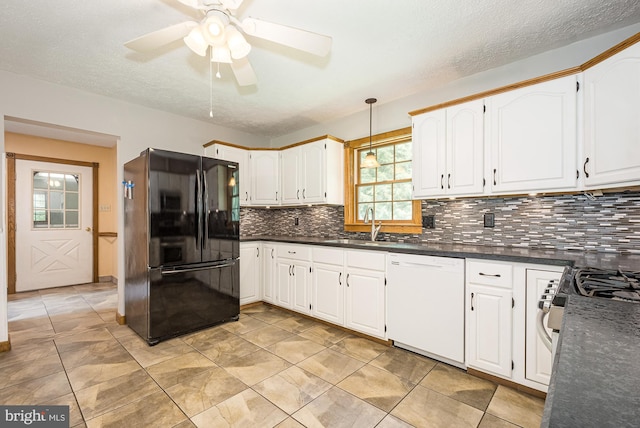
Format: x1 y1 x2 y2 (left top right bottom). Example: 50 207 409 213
362 98 380 168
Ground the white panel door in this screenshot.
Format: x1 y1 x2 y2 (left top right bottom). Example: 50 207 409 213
15 160 93 291
239 243 260 305
292 261 311 315
412 109 446 198
300 142 325 203
312 262 344 325
251 151 280 205
280 148 300 204
345 267 385 338
447 100 485 196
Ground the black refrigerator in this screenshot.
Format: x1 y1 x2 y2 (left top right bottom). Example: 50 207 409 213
124 148 240 345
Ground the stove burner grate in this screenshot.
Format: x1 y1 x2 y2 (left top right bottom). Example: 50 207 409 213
574 268 640 303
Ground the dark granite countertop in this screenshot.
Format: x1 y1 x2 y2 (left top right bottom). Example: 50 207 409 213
241 235 640 270
542 293 640 427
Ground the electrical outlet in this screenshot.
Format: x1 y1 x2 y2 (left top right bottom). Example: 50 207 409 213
422 215 435 229
484 213 495 228
294 217 299 226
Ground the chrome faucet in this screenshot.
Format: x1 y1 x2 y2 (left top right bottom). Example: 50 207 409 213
363 206 382 241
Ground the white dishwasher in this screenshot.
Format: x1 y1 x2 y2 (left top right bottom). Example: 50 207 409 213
387 253 465 367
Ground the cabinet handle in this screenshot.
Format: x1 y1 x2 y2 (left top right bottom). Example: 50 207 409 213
440 174 444 189
292 265 295 276
471 292 474 311
271 248 274 259
447 173 451 189
493 169 497 186
276 191 278 201
288 251 296 254
256 247 259 258
303 189 306 199
346 273 350 287
289 265 292 276
583 157 590 178
339 272 342 285
245 191 249 201
479 272 501 278
297 189 300 199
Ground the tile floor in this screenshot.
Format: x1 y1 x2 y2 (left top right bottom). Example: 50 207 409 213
2 283 546 427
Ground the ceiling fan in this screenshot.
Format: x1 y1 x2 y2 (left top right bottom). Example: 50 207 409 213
124 0 332 86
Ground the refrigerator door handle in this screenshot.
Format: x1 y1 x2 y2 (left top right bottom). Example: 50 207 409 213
161 258 239 275
202 170 209 250
196 169 202 250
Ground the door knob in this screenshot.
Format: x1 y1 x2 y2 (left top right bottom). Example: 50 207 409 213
85 227 92 232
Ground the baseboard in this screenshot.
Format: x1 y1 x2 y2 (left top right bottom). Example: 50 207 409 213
0 337 11 353
99 275 118 284
116 312 126 325
467 367 547 399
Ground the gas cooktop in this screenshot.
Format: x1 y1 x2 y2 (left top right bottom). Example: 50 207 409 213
574 268 640 303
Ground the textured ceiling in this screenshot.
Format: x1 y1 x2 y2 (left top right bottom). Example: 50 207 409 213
1 0 639 139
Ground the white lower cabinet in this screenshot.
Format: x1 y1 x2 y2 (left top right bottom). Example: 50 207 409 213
345 250 386 339
239 242 261 305
311 247 345 326
275 245 311 314
261 243 276 304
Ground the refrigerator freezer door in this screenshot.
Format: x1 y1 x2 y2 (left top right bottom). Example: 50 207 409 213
149 150 202 267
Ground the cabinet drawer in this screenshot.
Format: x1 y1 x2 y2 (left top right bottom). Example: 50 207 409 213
346 250 386 271
276 244 311 261
312 246 344 265
466 259 513 288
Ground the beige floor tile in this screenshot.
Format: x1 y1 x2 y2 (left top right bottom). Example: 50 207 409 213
486 385 545 428
329 336 389 362
370 346 437 383
273 316 319 333
181 325 235 349
478 413 520 427
0 352 64 389
376 414 415 428
59 340 132 371
391 385 484 428
275 417 306 428
85 390 187 428
246 308 294 325
253 366 332 414
8 306 48 322
337 364 415 412
241 324 294 348
265 335 326 364
191 389 287 428
240 303 271 314
298 324 354 347
297 348 365 385
292 386 386 428
0 371 72 405
197 335 261 364
119 336 194 368
51 313 108 334
420 363 497 411
54 327 116 354
220 314 268 335
172 419 197 428
146 351 218 389
43 392 88 427
165 367 248 417
216 349 290 386
66 359 141 392
0 339 58 368
75 369 160 420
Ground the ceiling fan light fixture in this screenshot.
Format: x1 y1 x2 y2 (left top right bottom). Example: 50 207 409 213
226 26 251 59
203 15 226 44
184 26 208 56
211 45 232 63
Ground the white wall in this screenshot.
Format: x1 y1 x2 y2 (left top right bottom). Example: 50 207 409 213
0 70 269 342
271 22 640 147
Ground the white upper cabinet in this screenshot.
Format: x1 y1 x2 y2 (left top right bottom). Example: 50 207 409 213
280 138 344 206
412 99 484 198
206 143 251 206
486 75 578 194
251 150 280 206
583 41 640 188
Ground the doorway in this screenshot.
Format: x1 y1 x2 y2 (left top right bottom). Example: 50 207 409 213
6 153 99 293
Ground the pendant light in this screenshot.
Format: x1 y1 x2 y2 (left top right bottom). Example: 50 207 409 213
362 98 380 168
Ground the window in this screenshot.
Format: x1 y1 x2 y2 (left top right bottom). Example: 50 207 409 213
32 171 80 229
344 127 422 233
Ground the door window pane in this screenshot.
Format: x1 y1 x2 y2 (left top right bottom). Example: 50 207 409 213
32 170 82 230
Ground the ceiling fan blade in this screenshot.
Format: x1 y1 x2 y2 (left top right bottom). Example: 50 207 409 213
230 57 257 86
241 18 332 57
220 0 244 12
175 0 205 9
125 21 198 52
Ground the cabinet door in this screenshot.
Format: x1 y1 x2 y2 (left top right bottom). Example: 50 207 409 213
262 244 276 303
488 75 577 193
292 261 312 315
301 142 325 203
239 244 260 305
412 109 447 197
275 259 293 309
280 148 300 204
345 267 385 338
584 42 640 187
525 269 560 386
251 151 280 205
467 284 513 378
447 100 485 196
312 262 344 325
208 144 251 206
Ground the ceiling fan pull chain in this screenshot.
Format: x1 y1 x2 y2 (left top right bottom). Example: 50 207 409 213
209 48 214 118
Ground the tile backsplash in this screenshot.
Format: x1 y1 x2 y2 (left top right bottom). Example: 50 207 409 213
240 191 640 254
